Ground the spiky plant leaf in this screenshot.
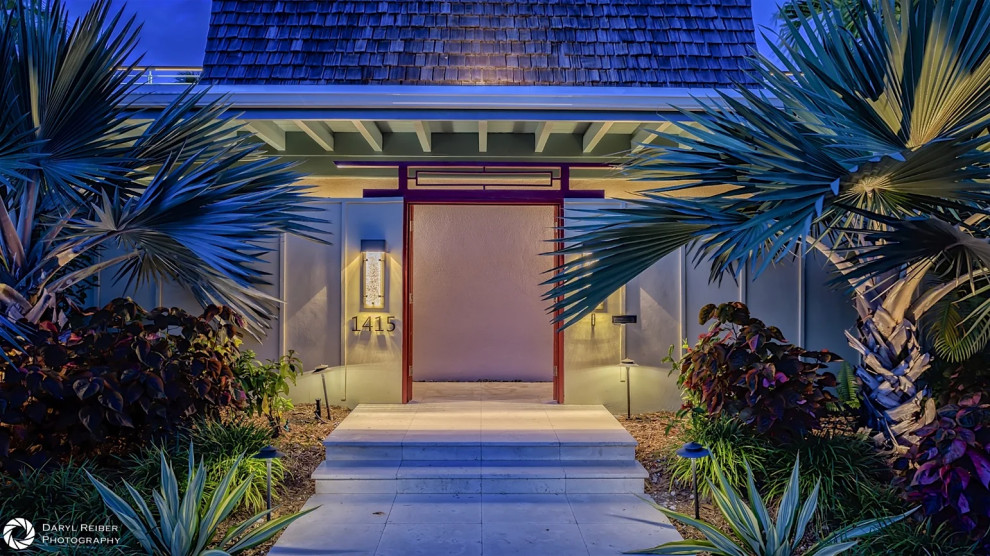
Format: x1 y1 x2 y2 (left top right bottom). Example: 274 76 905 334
637 457 907 556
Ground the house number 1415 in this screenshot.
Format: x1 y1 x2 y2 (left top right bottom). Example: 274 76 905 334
350 316 396 333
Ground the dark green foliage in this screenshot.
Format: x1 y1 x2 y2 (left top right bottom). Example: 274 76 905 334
926 350 990 406
894 394 990 545
0 461 110 525
834 362 861 410
233 350 302 435
766 431 904 526
89 445 314 555
186 417 274 462
120 417 285 513
186 417 286 512
642 456 914 556
679 302 840 441
0 298 244 472
0 462 139 553
674 412 904 535
850 517 980 556
670 414 774 497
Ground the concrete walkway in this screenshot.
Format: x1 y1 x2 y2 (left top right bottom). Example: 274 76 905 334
269 384 681 555
268 492 678 555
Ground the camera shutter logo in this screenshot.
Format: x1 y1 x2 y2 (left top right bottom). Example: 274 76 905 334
3 518 35 550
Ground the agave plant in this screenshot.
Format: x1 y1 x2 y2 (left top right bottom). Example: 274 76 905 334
88 445 314 556
633 457 915 555
545 0 990 450
0 0 321 342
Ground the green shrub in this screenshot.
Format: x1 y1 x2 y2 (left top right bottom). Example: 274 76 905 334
89 446 314 556
0 461 110 525
233 350 302 435
834 362 861 410
187 417 285 513
120 418 285 513
119 440 190 494
675 415 905 534
670 414 774 497
0 298 245 472
850 518 981 556
186 417 274 461
0 462 140 554
766 432 904 526
678 302 840 441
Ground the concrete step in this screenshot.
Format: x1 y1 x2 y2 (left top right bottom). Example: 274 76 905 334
312 459 648 494
323 433 637 462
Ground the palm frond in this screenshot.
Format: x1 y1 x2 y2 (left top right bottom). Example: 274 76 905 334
69 146 319 330
546 0 990 324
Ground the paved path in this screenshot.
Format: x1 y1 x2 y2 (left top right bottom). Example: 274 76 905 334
269 491 678 555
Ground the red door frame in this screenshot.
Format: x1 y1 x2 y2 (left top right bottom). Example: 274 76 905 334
402 200 565 403
342 160 604 404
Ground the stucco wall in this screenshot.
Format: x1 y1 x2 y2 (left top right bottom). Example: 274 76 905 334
101 195 856 413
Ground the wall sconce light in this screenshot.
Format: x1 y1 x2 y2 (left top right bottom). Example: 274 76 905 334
361 239 386 310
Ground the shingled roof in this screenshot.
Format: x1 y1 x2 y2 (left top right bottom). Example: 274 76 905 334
202 0 757 87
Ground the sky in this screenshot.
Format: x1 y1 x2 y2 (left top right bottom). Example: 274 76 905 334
64 0 787 67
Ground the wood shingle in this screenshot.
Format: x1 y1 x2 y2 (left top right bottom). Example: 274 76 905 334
202 0 757 87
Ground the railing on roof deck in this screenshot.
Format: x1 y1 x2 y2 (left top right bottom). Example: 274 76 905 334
119 66 203 85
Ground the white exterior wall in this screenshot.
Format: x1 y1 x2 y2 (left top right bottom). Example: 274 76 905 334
99 197 855 413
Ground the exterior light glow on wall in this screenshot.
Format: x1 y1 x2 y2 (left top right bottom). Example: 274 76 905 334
361 240 387 310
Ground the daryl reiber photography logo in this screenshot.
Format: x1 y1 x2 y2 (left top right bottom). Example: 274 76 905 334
1 518 121 551
2 518 34 550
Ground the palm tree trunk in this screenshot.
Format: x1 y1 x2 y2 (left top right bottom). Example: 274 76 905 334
844 295 937 452
809 241 938 452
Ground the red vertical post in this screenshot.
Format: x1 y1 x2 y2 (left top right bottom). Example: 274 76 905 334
553 200 565 404
401 166 413 403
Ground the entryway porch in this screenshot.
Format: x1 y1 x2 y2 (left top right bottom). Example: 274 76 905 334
268 386 680 555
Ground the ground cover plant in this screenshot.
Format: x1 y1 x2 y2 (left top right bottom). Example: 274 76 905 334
89 445 313 556
636 457 913 555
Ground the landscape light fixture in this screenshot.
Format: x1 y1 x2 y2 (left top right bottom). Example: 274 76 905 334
619 358 637 419
361 240 386 310
676 441 711 519
252 445 285 521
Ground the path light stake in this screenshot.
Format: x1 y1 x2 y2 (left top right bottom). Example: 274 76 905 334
253 445 285 521
676 442 710 519
620 358 637 419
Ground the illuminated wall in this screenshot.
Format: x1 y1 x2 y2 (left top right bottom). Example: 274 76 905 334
122 193 855 413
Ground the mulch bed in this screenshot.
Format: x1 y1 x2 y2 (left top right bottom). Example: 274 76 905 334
618 411 731 543
239 403 350 556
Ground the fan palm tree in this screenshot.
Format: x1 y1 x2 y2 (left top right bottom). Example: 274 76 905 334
0 0 321 343
545 0 990 451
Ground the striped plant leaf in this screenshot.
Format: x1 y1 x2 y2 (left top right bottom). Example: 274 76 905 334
637 457 907 555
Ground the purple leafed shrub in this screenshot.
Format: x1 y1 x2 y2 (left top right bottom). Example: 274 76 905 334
678 302 840 441
896 393 990 543
0 298 245 472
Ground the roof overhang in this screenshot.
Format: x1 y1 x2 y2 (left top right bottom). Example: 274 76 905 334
125 84 740 120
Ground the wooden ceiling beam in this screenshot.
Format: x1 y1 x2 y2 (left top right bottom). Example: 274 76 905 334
352 120 384 152
294 120 335 151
